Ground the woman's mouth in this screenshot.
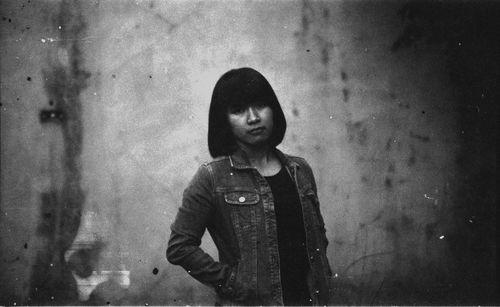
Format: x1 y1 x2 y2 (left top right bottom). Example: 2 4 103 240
248 127 265 135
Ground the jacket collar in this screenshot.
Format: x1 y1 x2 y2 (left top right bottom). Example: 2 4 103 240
228 148 300 170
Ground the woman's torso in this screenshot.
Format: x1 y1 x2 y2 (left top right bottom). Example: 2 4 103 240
196 150 332 305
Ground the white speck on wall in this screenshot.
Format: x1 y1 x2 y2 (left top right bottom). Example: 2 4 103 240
41 37 56 43
424 193 439 205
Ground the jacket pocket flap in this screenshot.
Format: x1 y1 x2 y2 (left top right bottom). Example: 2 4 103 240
224 192 260 205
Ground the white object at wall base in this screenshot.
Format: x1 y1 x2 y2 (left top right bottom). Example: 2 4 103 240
72 269 130 301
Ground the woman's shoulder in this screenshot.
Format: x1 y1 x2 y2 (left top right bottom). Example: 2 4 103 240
188 156 232 186
277 149 311 169
284 153 307 163
201 155 230 166
198 156 232 172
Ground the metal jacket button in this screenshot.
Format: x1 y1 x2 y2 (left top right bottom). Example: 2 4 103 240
238 196 246 203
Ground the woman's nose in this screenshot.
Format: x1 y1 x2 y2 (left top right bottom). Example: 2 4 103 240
247 107 260 123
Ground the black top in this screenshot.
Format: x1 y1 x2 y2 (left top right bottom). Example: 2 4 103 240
265 167 311 306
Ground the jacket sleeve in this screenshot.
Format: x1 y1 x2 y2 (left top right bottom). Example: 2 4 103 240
303 159 333 280
302 158 329 250
167 164 232 290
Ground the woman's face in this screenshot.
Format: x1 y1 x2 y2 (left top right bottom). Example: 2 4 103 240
227 103 274 149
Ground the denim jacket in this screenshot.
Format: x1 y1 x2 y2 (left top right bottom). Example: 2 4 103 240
167 149 332 305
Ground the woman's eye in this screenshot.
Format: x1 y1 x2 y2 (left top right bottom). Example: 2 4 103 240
229 107 245 114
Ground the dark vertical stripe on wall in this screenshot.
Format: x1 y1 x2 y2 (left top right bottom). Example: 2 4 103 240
28 0 90 304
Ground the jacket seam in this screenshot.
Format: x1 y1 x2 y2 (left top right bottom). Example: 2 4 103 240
204 163 216 200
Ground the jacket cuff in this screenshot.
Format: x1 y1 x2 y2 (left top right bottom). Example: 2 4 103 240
215 263 237 296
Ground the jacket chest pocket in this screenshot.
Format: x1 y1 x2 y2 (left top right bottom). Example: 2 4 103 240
224 191 260 296
224 191 260 206
224 191 260 234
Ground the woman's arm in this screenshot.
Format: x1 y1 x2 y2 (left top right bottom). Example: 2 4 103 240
167 165 232 290
302 159 329 250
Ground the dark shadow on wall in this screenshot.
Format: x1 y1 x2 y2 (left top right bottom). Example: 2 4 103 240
389 1 499 305
27 1 90 305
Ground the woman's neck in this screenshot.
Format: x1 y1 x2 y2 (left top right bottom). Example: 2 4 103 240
236 143 281 176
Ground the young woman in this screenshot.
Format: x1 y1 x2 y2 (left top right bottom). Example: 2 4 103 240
167 67 332 306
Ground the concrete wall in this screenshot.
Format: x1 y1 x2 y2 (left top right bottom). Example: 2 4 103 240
1 0 497 305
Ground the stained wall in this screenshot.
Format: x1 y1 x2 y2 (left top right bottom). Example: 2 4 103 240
1 0 497 305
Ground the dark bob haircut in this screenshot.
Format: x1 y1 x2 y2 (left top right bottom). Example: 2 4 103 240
208 67 287 158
